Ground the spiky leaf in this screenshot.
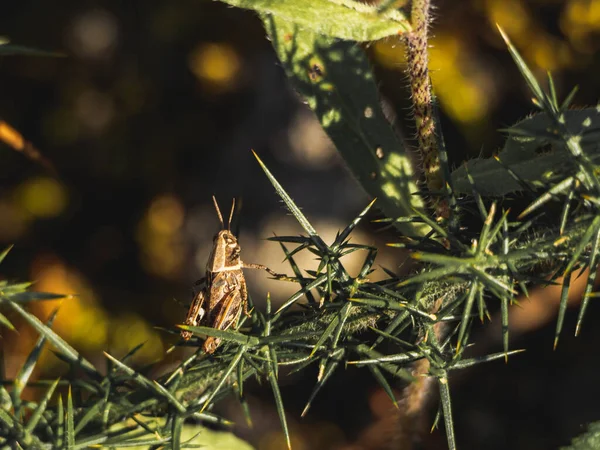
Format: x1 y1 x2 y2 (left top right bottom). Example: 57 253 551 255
262 15 427 236
221 0 411 41
452 107 600 196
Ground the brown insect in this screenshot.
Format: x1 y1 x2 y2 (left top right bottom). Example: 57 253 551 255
181 196 280 353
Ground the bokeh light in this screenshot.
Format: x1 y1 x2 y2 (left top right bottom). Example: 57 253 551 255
1 1 599 448
14 177 68 219
188 42 242 92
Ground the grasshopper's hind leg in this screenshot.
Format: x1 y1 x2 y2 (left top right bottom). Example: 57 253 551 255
239 278 251 318
181 284 206 341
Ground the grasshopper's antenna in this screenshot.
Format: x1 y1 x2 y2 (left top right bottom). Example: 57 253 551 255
212 196 225 228
228 198 235 230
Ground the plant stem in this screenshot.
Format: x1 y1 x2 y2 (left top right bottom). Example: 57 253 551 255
390 296 446 449
405 0 443 205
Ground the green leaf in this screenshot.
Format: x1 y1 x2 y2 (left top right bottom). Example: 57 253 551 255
347 349 426 366
0 281 35 297
253 151 328 250
438 374 457 450
496 26 547 110
7 301 99 377
267 369 291 450
518 176 575 220
310 310 342 357
501 287 510 359
450 349 525 370
562 421 600 450
451 107 600 196
456 282 478 352
367 365 398 409
220 0 411 41
235 359 253 428
177 325 260 346
25 378 60 433
277 240 317 305
171 415 183 450
577 228 600 336
301 357 339 417
67 386 75 449
262 16 428 236
268 236 314 244
0 40 65 57
555 270 573 349
103 352 186 414
0 311 15 331
1 291 69 303
349 296 436 321
12 308 58 409
501 27 600 191
92 424 254 450
275 273 329 315
180 426 255 450
200 346 246 413
121 342 147 364
0 408 15 427
260 331 322 345
74 398 106 435
370 310 411 349
333 198 376 249
0 245 13 265
56 394 65 448
547 72 559 111
561 85 579 111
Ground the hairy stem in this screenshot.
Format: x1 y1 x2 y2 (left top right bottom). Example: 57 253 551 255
405 0 442 201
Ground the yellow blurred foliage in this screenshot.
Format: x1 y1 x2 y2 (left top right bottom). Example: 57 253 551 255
486 0 573 70
486 0 530 37
371 37 406 71
530 34 572 71
372 0 596 128
373 34 490 125
561 0 600 53
136 194 186 279
148 194 184 234
188 42 242 91
429 35 490 124
0 121 25 150
25 254 109 373
14 177 68 219
108 312 165 365
22 253 164 371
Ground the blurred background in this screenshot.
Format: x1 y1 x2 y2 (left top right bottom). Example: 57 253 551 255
0 0 599 449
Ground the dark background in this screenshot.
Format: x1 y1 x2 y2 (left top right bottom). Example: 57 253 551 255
0 1 599 449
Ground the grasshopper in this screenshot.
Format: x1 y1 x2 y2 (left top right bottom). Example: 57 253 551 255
181 196 281 353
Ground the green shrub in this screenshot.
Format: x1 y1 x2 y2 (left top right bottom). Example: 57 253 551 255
2 3 600 449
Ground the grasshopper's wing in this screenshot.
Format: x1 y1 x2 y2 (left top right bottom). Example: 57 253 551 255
211 289 242 331
206 271 241 318
203 289 242 354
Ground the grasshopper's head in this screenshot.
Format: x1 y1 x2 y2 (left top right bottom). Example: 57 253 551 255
208 197 241 270
213 229 240 264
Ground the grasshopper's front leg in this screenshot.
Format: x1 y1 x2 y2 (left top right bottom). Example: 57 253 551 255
242 262 293 280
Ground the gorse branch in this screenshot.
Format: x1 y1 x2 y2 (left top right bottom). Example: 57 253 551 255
2 3 600 450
